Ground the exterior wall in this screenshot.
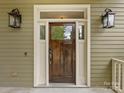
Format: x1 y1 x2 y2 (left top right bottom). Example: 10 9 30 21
0 4 33 87
91 3 124 87
0 0 124 87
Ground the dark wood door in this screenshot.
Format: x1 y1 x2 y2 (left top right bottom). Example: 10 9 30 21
49 22 75 83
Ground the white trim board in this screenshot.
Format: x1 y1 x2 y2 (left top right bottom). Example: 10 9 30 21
34 4 91 87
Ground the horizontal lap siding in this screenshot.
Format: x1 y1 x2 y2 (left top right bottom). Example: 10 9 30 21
91 4 124 87
0 4 33 87
0 1 124 87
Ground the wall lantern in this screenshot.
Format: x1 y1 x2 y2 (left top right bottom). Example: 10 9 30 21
102 8 115 28
8 8 22 28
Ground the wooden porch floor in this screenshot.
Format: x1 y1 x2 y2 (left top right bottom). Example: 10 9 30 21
0 87 115 93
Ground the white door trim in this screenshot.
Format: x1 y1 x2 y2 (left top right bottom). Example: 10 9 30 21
46 21 49 86
34 4 91 87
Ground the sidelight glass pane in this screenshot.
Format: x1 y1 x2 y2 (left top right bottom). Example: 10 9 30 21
40 25 45 40
79 25 84 40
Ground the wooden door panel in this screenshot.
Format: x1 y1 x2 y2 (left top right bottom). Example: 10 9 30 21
63 43 73 76
49 22 75 83
49 40 62 81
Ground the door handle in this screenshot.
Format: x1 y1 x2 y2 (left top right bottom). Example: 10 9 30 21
49 48 53 64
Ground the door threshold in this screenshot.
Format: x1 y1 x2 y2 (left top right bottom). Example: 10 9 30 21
36 83 88 88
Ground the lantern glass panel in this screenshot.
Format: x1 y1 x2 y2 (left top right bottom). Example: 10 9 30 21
15 16 20 27
9 15 15 26
108 14 114 27
103 16 108 27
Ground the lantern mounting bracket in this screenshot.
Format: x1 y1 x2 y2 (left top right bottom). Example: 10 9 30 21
105 8 112 13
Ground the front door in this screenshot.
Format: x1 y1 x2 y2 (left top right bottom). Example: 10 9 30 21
49 22 75 83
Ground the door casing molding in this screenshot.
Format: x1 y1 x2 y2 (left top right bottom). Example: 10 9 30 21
34 5 91 87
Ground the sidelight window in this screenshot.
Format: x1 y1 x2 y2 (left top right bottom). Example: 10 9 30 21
40 25 46 40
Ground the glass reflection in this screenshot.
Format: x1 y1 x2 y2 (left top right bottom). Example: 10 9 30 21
51 26 64 40
51 25 73 40
64 26 72 40
40 25 45 40
79 25 84 40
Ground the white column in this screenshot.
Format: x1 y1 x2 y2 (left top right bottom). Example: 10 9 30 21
46 21 49 86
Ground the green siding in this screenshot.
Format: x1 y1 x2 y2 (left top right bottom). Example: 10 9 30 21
0 3 33 87
0 0 124 87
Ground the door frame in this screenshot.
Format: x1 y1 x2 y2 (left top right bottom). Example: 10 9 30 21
34 5 91 87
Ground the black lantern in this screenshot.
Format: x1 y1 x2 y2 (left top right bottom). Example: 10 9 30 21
8 8 22 28
102 8 115 28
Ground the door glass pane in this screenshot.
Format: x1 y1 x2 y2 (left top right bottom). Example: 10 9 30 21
51 25 73 40
51 26 64 40
79 25 84 40
40 25 45 40
64 26 72 40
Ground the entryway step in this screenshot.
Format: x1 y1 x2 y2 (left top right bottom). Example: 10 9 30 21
0 87 115 93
